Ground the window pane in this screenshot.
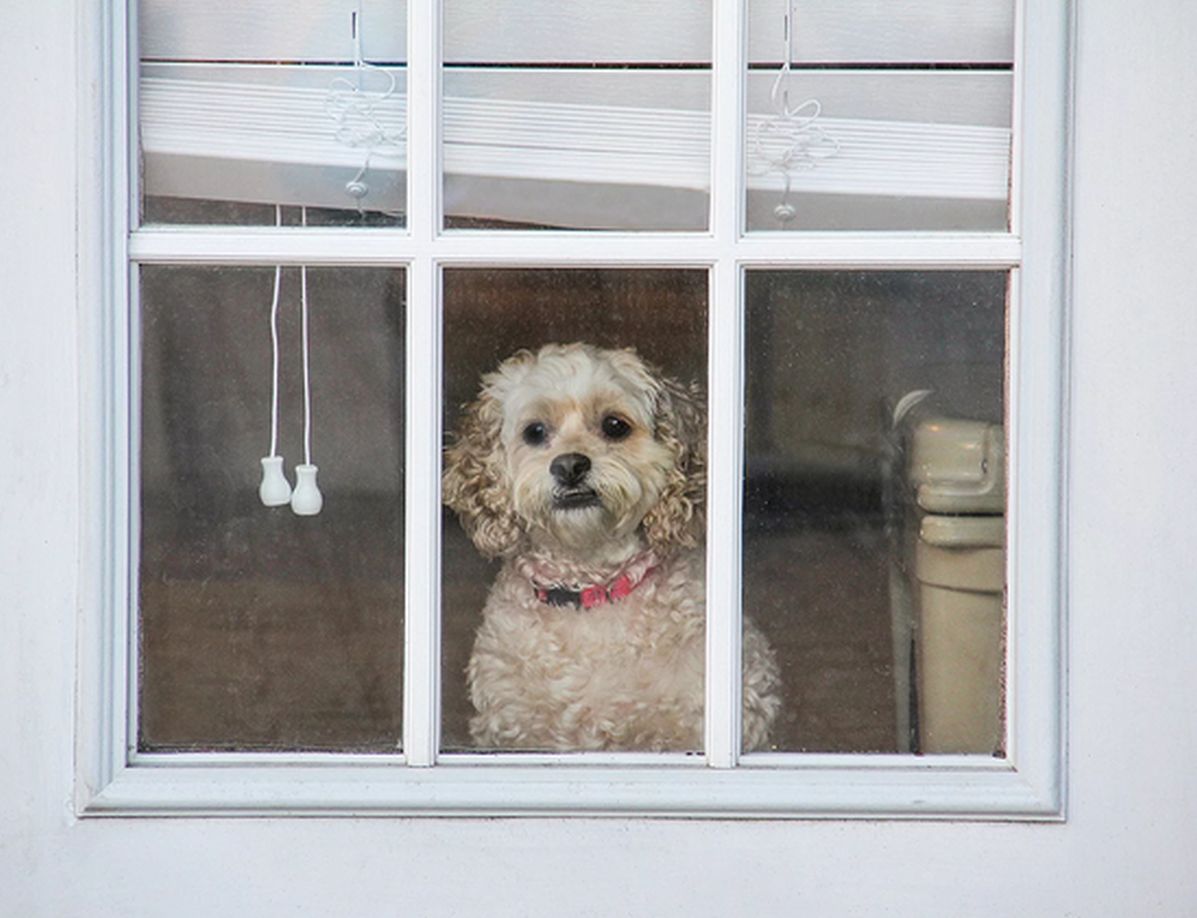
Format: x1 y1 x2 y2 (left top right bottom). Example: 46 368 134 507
138 2 407 227
441 269 709 751
138 266 405 751
744 271 1006 754
744 1 1014 231
442 1 711 231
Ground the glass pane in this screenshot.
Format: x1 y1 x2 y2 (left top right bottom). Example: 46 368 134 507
744 271 1007 754
139 266 405 751
138 2 407 226
442 1 711 231
441 269 708 751
745 1 1014 231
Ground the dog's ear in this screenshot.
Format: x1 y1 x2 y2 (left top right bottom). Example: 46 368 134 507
642 373 707 552
443 366 526 559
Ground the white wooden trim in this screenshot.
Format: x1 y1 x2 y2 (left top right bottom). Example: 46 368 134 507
704 261 743 768
83 756 1058 818
401 264 442 764
702 0 745 768
78 0 1067 821
400 0 441 766
126 750 703 767
124 266 143 762
998 0 1072 813
77 0 134 804
130 751 407 766
74 0 108 810
126 229 1022 267
435 752 702 767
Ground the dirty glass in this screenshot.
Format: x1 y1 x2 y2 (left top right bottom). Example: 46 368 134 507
744 2 1014 231
138 1 407 226
138 265 405 750
440 268 708 751
442 1 711 230
743 270 1007 754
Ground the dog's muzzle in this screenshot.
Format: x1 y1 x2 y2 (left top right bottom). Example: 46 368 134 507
553 488 601 509
550 452 590 486
550 452 601 509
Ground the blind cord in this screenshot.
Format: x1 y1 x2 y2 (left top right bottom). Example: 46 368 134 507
289 205 323 515
258 205 321 513
257 205 294 507
300 208 313 467
748 1 840 225
269 206 283 458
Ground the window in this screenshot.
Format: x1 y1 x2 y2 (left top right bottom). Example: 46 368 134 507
81 0 1068 817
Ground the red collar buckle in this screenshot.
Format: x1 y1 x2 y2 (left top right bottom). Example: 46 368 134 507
533 568 653 610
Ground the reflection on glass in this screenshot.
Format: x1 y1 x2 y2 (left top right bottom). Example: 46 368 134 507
138 1 407 226
745 1 1014 231
139 266 405 750
442 2 711 230
743 271 1007 754
440 269 712 751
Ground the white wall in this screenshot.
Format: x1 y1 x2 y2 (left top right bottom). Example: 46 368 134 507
2 1 1197 914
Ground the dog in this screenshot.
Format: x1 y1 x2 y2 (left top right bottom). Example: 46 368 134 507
444 342 781 752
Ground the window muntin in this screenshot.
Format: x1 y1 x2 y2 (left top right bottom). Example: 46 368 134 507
89 0 1067 817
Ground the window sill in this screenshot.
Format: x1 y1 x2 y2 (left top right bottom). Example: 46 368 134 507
80 753 1061 820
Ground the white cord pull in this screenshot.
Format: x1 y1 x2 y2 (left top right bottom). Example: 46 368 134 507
258 208 324 517
260 209 293 508
289 209 323 517
259 455 292 506
290 463 324 516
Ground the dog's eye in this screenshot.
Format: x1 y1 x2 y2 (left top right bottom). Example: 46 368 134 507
522 421 548 446
600 415 632 441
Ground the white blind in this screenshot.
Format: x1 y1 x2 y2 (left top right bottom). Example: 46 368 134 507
138 0 1014 228
140 0 1015 64
141 64 1010 228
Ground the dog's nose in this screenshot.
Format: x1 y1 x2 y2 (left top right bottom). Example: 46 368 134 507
550 452 591 486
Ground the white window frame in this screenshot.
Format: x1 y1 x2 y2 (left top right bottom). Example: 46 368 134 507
76 0 1070 818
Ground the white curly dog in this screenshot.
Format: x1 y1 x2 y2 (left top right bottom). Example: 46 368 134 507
444 342 781 752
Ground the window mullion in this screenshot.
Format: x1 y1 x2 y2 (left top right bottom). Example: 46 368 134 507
705 260 745 769
401 0 442 767
710 0 746 245
705 0 747 769
124 230 1021 268
408 0 440 246
402 258 442 766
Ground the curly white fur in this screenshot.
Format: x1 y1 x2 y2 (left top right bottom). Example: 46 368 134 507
445 343 781 752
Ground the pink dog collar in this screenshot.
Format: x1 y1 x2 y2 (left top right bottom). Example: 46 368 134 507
533 566 656 610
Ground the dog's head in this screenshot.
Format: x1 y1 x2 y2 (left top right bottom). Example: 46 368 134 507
444 343 705 559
